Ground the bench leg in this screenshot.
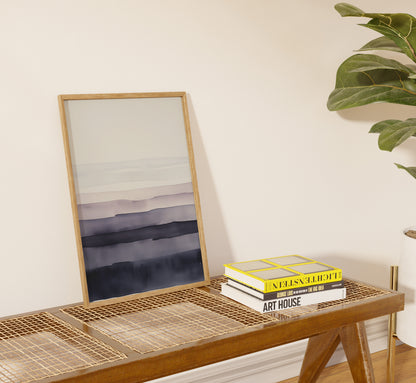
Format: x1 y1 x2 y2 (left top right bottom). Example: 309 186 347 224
340 322 375 383
298 328 340 382
298 322 375 383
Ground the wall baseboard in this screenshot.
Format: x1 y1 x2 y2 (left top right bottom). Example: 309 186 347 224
150 316 389 383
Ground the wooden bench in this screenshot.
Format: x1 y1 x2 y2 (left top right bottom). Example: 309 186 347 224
0 277 404 383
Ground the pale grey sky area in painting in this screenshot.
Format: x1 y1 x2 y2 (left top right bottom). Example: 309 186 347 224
65 97 188 166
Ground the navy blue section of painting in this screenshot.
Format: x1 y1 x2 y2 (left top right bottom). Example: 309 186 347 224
86 249 204 302
82 221 198 247
78 203 204 302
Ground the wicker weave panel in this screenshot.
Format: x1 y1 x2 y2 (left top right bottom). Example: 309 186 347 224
62 288 277 354
61 277 391 356
0 312 125 383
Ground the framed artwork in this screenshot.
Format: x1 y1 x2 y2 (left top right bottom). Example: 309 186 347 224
58 92 209 307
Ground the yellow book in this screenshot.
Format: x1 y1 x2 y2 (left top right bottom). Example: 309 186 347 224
224 255 342 293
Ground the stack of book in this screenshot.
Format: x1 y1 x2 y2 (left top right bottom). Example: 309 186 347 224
221 255 345 313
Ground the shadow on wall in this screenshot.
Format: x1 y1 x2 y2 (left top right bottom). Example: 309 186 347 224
337 102 416 167
186 95 235 276
314 253 391 289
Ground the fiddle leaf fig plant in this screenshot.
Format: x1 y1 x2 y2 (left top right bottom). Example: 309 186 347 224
327 3 416 179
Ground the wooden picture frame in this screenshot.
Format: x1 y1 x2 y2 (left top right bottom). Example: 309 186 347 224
58 92 209 307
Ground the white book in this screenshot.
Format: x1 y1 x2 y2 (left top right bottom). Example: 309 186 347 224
221 283 346 313
227 278 345 300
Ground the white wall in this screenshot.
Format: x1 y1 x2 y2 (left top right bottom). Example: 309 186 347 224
1 0 415 319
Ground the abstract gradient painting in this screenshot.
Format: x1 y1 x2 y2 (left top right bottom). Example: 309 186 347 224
59 93 209 306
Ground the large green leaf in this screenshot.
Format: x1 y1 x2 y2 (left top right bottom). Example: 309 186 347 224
369 118 416 151
346 54 415 73
335 3 416 63
368 119 401 133
327 54 416 110
334 3 364 17
395 163 416 179
362 18 416 63
358 37 405 54
335 3 390 22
